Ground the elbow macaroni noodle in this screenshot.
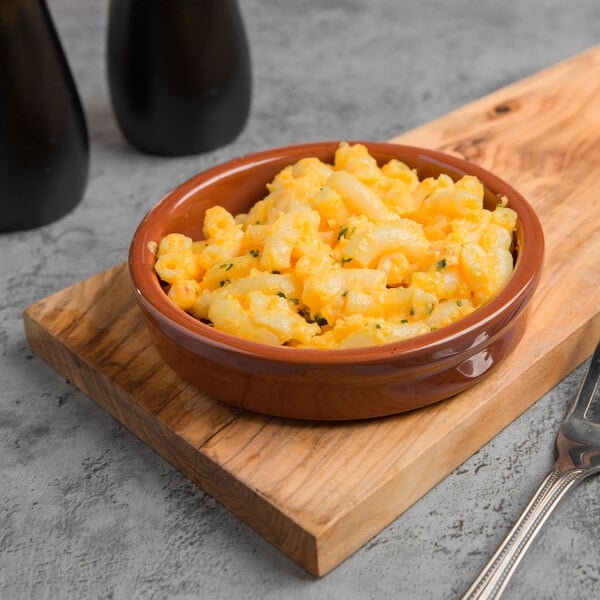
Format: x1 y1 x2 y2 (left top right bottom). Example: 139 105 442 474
152 142 518 349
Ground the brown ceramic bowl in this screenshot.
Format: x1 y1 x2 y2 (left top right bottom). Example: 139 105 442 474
129 141 544 420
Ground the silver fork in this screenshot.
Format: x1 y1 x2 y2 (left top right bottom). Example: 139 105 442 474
462 339 600 600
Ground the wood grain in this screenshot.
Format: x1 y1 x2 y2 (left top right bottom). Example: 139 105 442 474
23 46 600 576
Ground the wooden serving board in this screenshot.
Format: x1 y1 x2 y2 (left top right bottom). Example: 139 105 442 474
23 46 600 577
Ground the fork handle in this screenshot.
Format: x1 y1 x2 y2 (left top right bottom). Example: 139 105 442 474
461 462 585 600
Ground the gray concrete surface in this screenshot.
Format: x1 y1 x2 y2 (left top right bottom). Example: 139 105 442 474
2 1 599 598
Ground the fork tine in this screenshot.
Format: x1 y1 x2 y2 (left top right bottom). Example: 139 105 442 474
563 340 600 421
582 341 600 420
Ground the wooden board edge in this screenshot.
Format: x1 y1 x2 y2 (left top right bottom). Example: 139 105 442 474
24 264 126 314
22 307 322 577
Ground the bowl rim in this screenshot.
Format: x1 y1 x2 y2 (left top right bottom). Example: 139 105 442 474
129 140 545 365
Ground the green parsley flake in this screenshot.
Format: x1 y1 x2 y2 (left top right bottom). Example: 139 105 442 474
314 314 328 327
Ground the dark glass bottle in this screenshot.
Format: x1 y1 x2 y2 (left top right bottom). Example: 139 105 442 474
106 0 252 156
0 0 89 233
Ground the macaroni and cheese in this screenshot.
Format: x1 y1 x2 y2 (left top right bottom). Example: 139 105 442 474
152 142 517 349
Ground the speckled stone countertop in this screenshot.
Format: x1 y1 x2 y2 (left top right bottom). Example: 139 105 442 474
2 1 599 598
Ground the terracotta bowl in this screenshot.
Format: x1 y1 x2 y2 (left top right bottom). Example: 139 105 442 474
129 141 544 420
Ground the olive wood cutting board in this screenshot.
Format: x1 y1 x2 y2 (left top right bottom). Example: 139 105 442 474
23 46 600 577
